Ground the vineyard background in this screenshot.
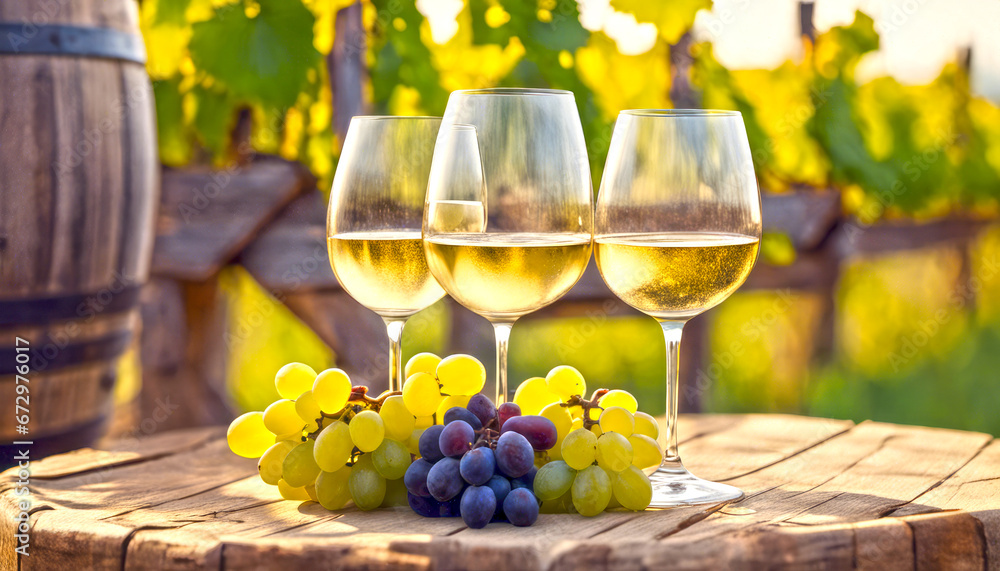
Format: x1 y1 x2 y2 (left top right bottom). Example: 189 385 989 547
136 0 1000 435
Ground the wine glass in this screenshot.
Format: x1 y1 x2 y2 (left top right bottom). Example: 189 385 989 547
327 116 445 392
423 89 593 404
595 110 762 507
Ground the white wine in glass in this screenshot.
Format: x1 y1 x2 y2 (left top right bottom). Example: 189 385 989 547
327 230 444 318
424 233 592 320
424 90 593 404
596 109 762 508
327 116 445 391
595 232 758 319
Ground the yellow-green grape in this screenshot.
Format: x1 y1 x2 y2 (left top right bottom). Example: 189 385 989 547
561 428 598 470
402 372 442 417
313 420 353 472
382 476 409 507
414 415 434 430
540 489 576 514
282 439 321 488
541 402 574 440
545 365 586 401
613 465 653 511
405 352 441 378
305 482 318 502
349 410 385 452
572 465 612 516
263 399 304 436
534 460 576 501
599 406 635 437
633 412 659 439
372 439 411 480
258 441 297 485
315 466 352 510
607 490 622 510
277 478 311 501
379 395 415 441
275 363 317 400
406 428 424 456
275 429 303 443
596 432 633 473
435 394 471 422
436 354 486 396
294 390 322 431
570 417 584 432
227 411 273 458
590 423 603 437
628 434 663 472
513 377 561 416
349 454 386 511
312 368 352 414
598 389 638 414
548 437 564 461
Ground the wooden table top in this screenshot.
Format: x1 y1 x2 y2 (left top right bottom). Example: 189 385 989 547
2 414 997 570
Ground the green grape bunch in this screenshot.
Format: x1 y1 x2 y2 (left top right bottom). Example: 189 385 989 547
226 352 489 512
514 366 665 515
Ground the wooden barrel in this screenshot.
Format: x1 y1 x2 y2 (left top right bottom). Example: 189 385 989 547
0 0 157 466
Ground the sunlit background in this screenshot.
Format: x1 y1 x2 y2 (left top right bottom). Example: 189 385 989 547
139 0 1000 435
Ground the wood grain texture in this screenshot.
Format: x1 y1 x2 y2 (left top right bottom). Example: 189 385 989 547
152 158 314 282
1 415 997 570
0 0 157 459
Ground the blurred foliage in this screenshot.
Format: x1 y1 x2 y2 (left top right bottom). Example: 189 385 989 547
139 3 1000 435
508 313 665 413
694 11 1000 219
142 3 1000 218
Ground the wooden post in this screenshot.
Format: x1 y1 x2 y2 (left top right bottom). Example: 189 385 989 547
329 2 368 147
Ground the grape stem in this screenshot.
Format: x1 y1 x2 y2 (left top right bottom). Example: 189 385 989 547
308 387 403 439
562 389 609 429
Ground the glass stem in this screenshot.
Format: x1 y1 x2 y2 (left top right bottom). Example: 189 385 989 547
660 320 685 463
384 317 407 393
492 321 515 405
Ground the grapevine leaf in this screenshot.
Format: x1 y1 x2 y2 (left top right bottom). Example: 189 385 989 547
469 0 513 47
191 85 239 158
189 0 319 110
370 0 448 114
152 79 192 166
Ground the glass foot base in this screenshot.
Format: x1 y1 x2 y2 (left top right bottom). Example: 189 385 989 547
648 460 744 508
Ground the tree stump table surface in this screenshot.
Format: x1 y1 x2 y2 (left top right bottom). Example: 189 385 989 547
2 414 998 570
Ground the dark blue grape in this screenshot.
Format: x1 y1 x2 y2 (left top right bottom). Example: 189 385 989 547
444 407 482 430
404 458 433 497
439 495 462 517
500 415 557 450
495 431 534 478
511 465 536 491
466 394 497 428
439 420 475 458
427 457 464 501
459 447 495 485
407 492 440 517
497 402 520 430
419 425 445 462
485 475 511 519
503 488 539 527
460 486 496 529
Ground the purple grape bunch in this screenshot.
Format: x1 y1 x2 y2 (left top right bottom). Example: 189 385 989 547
403 394 558 528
